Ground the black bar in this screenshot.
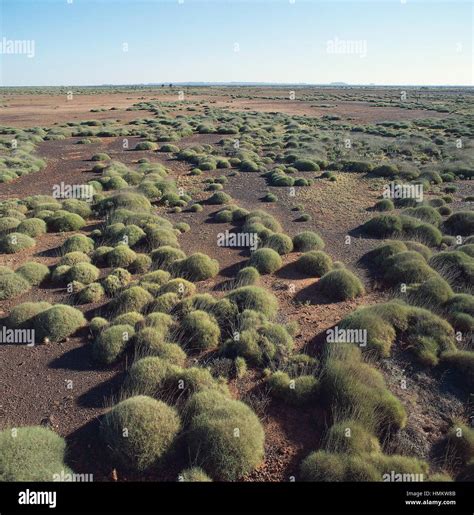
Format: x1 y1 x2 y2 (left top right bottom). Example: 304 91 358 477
0 482 471 515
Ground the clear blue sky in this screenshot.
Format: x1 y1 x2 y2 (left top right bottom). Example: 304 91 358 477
0 0 472 86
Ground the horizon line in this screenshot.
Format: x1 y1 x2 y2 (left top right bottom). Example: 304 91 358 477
1 82 474 89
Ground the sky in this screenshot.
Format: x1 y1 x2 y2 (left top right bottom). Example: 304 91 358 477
0 0 472 87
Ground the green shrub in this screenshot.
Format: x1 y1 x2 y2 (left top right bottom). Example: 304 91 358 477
106 245 137 268
0 232 35 253
60 251 91 266
135 141 158 151
178 467 212 482
293 159 319 172
222 316 293 367
33 305 86 342
318 269 365 301
319 344 407 433
264 233 293 255
66 262 100 285
100 395 181 472
240 160 259 172
226 286 279 319
62 199 92 218
109 286 153 316
429 251 474 291
16 262 50 285
184 391 264 480
325 420 381 455
179 310 221 351
151 292 180 313
91 153 111 161
444 423 474 466
292 231 325 252
457 244 474 258
111 311 144 327
248 248 282 274
0 216 20 233
214 209 233 223
129 254 152 274
208 192 231 205
235 266 260 286
296 251 333 277
6 301 52 328
189 203 203 212
382 251 436 286
444 211 474 236
47 212 86 232
151 246 186 270
407 276 453 307
77 282 105 304
440 352 474 391
0 426 71 481
145 226 179 250
158 278 196 297
403 205 442 226
267 371 318 405
362 215 402 238
374 199 394 211
0 272 31 300
16 218 46 237
92 324 135 365
172 253 219 282
404 241 432 260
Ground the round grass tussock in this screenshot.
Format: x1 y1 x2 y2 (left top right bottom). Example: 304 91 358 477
296 251 333 277
248 248 282 274
66 262 100 285
16 262 50 286
151 246 186 270
264 233 293 255
16 218 47 237
362 214 402 238
172 253 219 282
179 310 221 351
184 391 264 480
76 282 105 304
292 231 325 252
226 286 279 319
207 192 232 205
0 426 71 481
444 211 474 236
61 234 95 254
0 233 35 254
106 245 137 268
178 467 212 482
33 304 86 342
92 324 135 365
235 266 260 286
109 286 153 316
60 251 91 266
47 212 86 232
100 395 181 472
0 272 31 300
374 199 394 212
318 269 365 301
6 301 52 328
